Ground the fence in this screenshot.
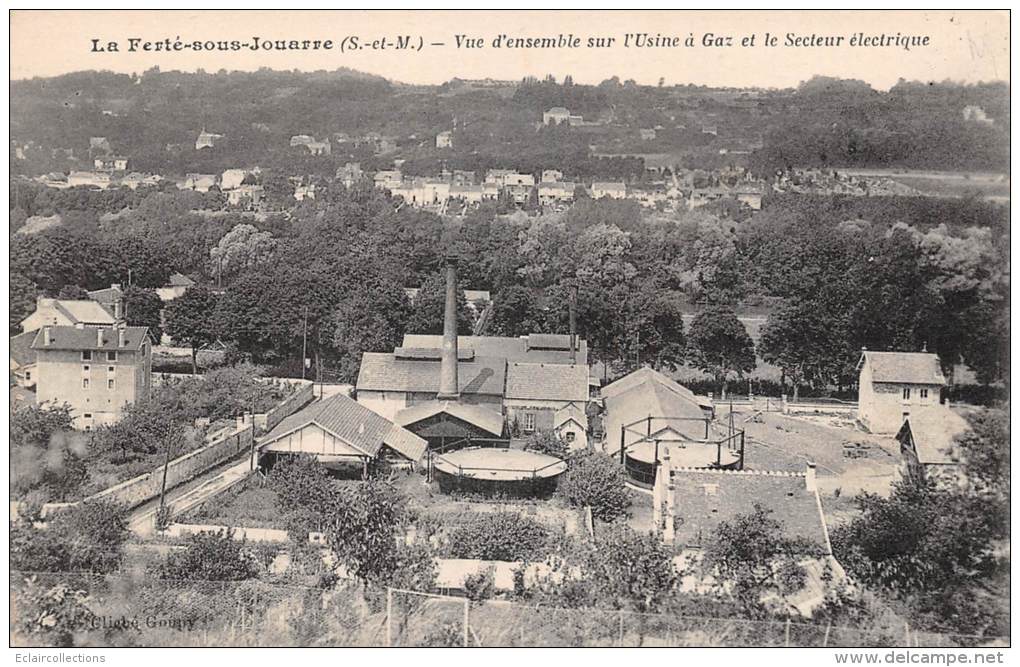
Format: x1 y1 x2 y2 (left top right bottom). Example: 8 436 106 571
385 588 1005 648
9 572 1006 648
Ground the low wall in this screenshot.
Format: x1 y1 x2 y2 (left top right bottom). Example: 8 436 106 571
257 380 315 433
88 424 255 509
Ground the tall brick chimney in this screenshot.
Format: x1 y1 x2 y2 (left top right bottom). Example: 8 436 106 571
569 283 578 364
436 256 460 400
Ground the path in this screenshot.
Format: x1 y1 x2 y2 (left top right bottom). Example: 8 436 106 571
127 452 255 536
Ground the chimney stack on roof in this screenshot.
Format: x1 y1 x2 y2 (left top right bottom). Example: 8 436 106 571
97 328 105 347
43 326 51 346
436 256 461 400
118 328 126 348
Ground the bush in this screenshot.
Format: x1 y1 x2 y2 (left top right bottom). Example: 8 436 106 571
11 500 129 574
269 454 337 537
463 567 497 603
521 429 569 459
558 450 630 521
157 529 259 581
445 511 550 561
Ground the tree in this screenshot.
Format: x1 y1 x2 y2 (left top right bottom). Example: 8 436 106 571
831 478 1007 636
56 284 89 299
325 480 413 585
540 524 677 615
10 403 88 501
157 529 259 581
122 286 164 342
760 298 847 399
703 504 825 616
956 408 1009 507
11 500 129 575
521 429 569 460
330 280 411 382
404 271 472 335
558 449 630 520
163 286 221 373
487 285 546 337
10 272 38 334
270 454 338 537
209 223 277 284
686 306 756 395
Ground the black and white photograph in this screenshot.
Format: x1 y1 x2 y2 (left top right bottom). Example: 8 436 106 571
6 8 1012 655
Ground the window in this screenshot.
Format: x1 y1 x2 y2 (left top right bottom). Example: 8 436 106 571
25 371 30 381
523 413 536 432
107 378 115 390
565 432 576 443
902 387 911 400
107 351 117 362
83 413 92 418
82 378 90 389
82 365 90 372
920 388 929 399
81 351 92 361
108 366 115 373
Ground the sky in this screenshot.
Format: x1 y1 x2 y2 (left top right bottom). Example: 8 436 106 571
10 10 1010 90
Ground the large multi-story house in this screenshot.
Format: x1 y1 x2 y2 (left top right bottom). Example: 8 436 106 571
31 324 153 430
857 350 947 434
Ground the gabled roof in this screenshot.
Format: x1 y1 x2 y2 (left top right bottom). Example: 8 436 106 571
602 366 713 408
554 402 588 430
168 272 196 287
860 351 946 385
23 299 117 328
31 326 149 352
356 352 506 396
395 401 505 437
670 468 831 553
10 331 37 367
897 408 970 465
505 363 589 402
262 394 427 463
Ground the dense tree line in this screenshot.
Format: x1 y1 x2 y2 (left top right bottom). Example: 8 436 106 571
9 172 1009 392
11 71 1008 180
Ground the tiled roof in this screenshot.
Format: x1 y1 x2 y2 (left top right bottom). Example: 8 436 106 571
861 351 946 385
356 352 506 396
395 401 505 437
505 363 588 402
31 326 149 352
10 331 37 367
262 394 427 463
898 408 970 465
670 468 831 553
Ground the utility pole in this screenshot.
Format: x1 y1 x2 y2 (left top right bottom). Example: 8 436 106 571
157 421 177 528
301 306 309 380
